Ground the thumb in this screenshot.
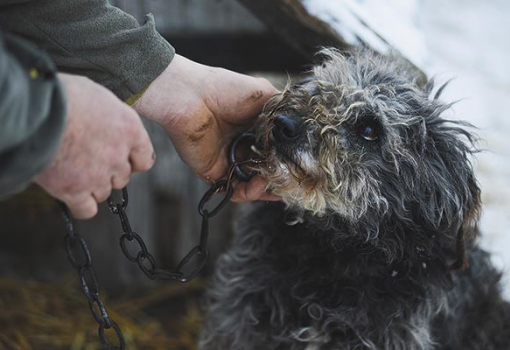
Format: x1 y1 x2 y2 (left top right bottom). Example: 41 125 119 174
210 74 278 125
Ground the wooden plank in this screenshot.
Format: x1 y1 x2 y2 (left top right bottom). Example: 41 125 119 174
111 0 265 34
237 0 426 82
237 0 349 60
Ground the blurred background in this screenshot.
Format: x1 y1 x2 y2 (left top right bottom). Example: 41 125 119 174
0 0 508 348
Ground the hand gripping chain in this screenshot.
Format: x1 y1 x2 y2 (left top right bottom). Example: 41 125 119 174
60 133 256 349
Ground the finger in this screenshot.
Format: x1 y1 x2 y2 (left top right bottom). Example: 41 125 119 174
198 146 230 184
256 192 282 202
231 176 281 202
166 109 230 182
66 194 98 219
111 162 131 189
92 184 113 203
111 173 130 190
129 128 156 173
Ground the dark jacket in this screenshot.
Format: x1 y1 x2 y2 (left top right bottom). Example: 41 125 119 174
0 0 175 197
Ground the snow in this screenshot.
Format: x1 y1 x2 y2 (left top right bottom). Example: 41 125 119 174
418 0 510 298
302 0 429 68
304 0 510 297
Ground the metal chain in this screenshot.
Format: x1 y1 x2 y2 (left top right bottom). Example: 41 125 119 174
59 132 255 349
106 182 233 283
60 183 232 349
60 202 125 350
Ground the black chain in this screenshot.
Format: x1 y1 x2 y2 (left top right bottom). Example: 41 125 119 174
107 182 233 282
60 202 125 350
60 132 255 349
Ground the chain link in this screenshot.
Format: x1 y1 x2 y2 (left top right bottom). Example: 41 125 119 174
59 132 255 349
59 202 124 349
60 181 233 349
108 179 232 283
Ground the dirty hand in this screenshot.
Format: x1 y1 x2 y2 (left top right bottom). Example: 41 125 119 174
34 73 155 219
133 54 279 202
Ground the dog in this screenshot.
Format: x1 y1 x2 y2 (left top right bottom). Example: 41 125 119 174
199 48 510 350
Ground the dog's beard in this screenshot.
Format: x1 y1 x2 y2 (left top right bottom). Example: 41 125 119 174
254 129 386 223
255 140 334 216
253 104 388 221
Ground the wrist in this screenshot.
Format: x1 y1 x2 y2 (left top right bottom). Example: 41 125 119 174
132 54 208 126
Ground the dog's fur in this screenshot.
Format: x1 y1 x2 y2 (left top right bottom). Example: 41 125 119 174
200 49 510 350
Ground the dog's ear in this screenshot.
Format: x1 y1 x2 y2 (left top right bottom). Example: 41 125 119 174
448 177 481 271
417 112 481 270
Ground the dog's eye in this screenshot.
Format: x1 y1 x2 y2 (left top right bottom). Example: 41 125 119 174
359 123 379 141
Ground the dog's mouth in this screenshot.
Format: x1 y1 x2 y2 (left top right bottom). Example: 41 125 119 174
228 116 333 215
229 132 265 182
251 120 325 201
228 131 288 184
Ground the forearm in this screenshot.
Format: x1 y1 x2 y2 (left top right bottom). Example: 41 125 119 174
0 31 66 198
0 0 174 100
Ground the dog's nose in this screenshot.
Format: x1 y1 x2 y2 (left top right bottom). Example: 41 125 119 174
273 115 300 142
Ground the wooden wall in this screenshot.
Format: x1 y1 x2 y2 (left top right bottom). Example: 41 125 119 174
109 0 265 35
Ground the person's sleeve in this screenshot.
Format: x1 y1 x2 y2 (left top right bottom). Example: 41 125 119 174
0 31 66 198
0 0 175 101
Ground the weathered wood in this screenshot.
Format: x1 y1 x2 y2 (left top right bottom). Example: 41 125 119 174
237 0 427 82
237 0 350 60
110 0 266 35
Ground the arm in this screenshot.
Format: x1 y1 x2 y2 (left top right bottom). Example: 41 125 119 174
0 0 279 201
0 31 66 198
0 31 155 218
0 0 174 100
34 72 155 218
133 55 280 202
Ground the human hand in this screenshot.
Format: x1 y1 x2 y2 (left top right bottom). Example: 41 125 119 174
34 73 155 219
133 55 279 202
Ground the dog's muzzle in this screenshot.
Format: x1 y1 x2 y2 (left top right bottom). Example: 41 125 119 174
273 115 302 143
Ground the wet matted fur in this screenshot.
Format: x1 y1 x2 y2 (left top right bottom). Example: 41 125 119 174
199 49 510 350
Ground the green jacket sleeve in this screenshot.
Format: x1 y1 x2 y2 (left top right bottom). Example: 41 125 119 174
0 0 175 100
0 31 66 198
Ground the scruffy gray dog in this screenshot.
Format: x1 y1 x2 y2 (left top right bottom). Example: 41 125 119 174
199 49 510 350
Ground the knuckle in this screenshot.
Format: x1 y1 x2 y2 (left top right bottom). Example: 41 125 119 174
257 77 276 91
138 156 154 172
94 187 112 203
120 176 130 188
58 172 86 194
132 128 152 153
81 205 98 219
112 173 130 189
69 201 98 220
256 76 271 86
118 109 142 136
131 144 155 173
137 127 152 145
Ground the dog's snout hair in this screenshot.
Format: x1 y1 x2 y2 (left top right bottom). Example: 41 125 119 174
258 49 479 228
200 49 510 350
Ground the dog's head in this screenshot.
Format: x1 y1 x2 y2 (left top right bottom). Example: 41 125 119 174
255 48 480 256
